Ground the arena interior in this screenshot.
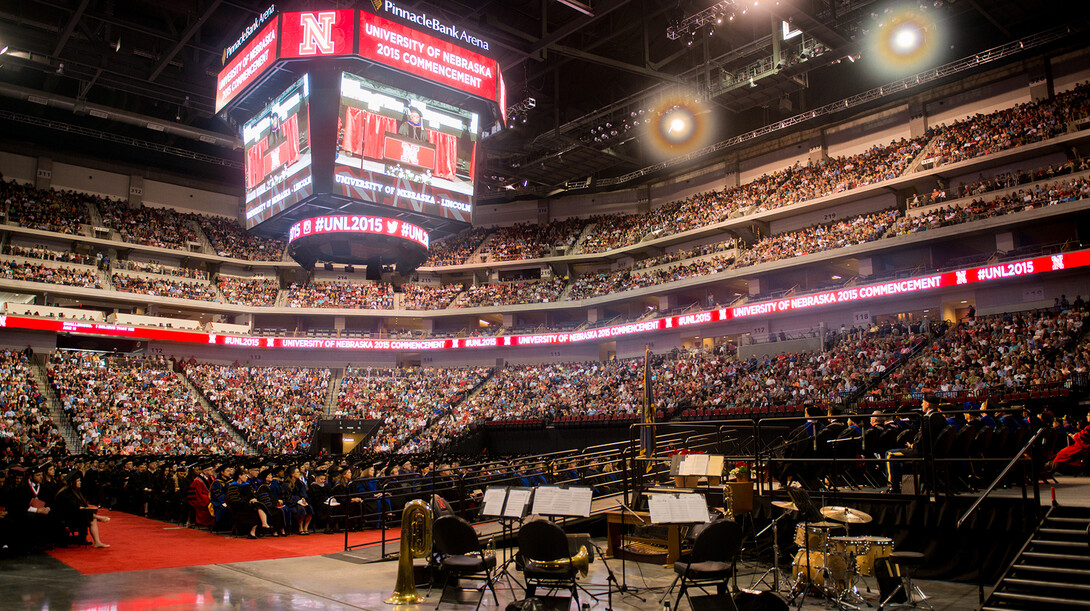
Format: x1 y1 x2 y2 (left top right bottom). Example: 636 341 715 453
1 1 1090 609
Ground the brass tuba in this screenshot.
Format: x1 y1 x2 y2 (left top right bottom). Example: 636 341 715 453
531 545 591 578
385 499 433 604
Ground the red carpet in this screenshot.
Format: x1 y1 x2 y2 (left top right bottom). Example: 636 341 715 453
47 511 400 574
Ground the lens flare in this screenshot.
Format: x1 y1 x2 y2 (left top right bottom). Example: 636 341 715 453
644 94 714 158
866 7 940 76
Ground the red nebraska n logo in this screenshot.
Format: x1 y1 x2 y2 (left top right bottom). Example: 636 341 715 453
298 12 337 55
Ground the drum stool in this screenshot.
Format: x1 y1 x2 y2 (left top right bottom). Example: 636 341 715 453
878 551 931 611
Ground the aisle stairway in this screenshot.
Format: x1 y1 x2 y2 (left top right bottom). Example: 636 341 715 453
28 353 83 453
983 504 1090 610
173 365 256 454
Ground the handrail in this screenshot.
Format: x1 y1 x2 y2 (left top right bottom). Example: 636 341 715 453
956 427 1045 530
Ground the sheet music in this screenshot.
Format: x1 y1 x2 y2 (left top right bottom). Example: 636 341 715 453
531 486 594 517
648 493 710 524
481 487 507 517
504 488 533 519
680 454 710 476
569 487 593 518
707 455 725 478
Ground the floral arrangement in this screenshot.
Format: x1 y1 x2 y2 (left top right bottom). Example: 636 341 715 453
729 461 751 479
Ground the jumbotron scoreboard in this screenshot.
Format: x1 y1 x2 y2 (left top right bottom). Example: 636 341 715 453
216 3 506 272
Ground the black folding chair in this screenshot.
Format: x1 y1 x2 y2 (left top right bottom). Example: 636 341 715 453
432 515 498 611
518 519 582 607
674 518 744 611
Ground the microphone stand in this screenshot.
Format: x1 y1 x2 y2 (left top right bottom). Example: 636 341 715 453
751 511 793 593
614 500 648 602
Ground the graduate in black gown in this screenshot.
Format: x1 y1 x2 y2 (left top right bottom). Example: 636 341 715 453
226 467 270 539
54 472 110 548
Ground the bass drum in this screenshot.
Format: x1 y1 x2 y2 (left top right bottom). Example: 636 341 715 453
791 550 849 592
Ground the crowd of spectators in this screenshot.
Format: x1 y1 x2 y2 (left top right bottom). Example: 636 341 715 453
47 351 244 454
2 180 91 235
97 199 201 251
114 259 208 280
400 283 463 310
3 244 100 267
217 276 281 307
424 227 491 266
195 214 286 261
919 158 1090 206
285 281 394 309
889 176 1090 236
335 366 489 453
184 363 330 453
924 83 1090 169
871 306 1087 399
0 349 66 459
565 253 734 301
452 278 567 308
0 259 101 289
111 273 220 301
480 218 587 262
458 360 645 426
734 209 899 268
632 239 738 270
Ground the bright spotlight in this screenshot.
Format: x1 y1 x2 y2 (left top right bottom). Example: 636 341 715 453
669 118 685 133
892 24 921 53
866 7 939 76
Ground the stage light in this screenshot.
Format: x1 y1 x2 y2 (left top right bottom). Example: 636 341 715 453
892 23 922 53
867 6 939 76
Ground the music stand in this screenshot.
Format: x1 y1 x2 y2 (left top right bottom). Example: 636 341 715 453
651 492 713 605
529 486 600 604
481 486 534 590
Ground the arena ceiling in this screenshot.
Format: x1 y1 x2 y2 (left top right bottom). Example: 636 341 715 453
0 0 1087 204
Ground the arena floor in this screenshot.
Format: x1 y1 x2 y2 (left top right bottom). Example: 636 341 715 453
0 536 981 611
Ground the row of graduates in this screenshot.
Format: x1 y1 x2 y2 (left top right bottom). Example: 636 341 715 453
0 461 110 552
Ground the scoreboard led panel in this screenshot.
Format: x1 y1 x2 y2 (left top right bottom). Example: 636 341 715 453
242 74 313 230
334 73 476 223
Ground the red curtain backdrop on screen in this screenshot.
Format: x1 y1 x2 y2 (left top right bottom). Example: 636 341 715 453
364 112 398 159
428 129 457 180
343 107 365 156
245 140 268 189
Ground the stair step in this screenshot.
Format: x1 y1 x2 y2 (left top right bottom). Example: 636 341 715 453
991 591 1090 607
1046 517 1090 525
1021 551 1090 562
1029 540 1088 549
1039 527 1087 535
1003 578 1090 592
1012 564 1090 576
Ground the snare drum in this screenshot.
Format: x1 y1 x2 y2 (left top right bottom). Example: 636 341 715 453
853 536 893 576
794 523 844 549
830 536 871 558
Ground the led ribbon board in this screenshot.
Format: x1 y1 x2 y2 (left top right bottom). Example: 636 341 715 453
287 214 430 250
3 249 1084 350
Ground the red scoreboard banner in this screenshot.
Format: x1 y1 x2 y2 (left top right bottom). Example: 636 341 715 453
358 12 501 105
279 9 356 59
216 17 279 113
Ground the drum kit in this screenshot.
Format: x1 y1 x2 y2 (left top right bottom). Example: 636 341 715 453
771 500 894 609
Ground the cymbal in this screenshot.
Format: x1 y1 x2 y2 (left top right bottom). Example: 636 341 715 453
772 500 798 512
809 521 845 529
820 506 873 524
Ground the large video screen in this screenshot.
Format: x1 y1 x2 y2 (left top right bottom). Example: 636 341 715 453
242 74 313 230
334 72 476 223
